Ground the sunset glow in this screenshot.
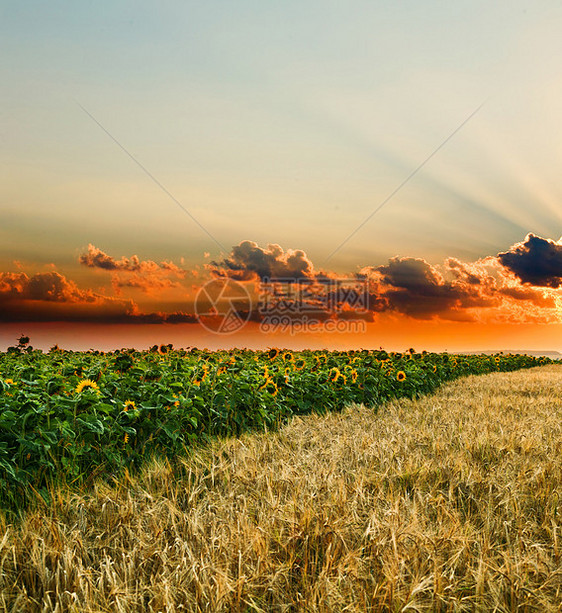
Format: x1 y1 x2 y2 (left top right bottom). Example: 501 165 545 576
3 1 562 352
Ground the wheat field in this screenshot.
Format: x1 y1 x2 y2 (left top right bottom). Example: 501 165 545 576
2 365 562 612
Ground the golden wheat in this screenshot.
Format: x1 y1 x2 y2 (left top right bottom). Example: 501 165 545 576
2 366 562 611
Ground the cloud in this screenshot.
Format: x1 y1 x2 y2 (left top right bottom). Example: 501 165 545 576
111 274 183 296
209 241 315 281
377 257 444 290
0 271 138 323
498 285 555 307
0 270 199 324
79 244 186 277
79 244 188 295
0 271 97 303
79 244 136 271
208 241 373 321
362 257 495 320
2 234 561 326
445 258 484 285
118 311 199 324
360 248 557 322
497 233 562 288
209 238 561 324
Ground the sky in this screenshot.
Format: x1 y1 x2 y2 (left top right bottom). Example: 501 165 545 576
2 0 562 352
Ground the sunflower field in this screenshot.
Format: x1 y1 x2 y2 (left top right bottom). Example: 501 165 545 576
0 344 551 513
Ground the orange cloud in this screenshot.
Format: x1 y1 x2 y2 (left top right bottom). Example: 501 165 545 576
79 244 186 276
2 234 560 327
111 274 183 296
361 252 557 323
211 237 560 325
80 244 188 295
0 270 199 324
0 271 137 322
0 271 97 303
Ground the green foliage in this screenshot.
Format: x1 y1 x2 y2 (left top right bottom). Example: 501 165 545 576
0 345 551 514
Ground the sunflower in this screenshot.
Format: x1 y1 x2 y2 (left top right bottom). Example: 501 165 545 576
259 378 278 397
350 369 358 383
4 378 14 385
282 351 294 362
329 367 341 383
268 348 280 360
123 399 136 412
75 379 100 394
193 366 209 386
294 358 306 371
396 371 406 382
432 364 438 373
123 433 129 444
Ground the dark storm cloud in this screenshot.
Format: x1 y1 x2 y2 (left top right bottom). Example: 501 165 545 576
497 233 562 288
